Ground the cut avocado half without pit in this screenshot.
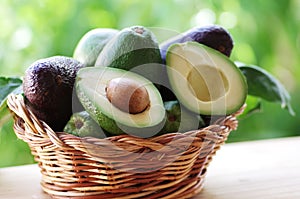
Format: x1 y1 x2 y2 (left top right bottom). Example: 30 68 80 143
76 67 166 137
166 42 247 115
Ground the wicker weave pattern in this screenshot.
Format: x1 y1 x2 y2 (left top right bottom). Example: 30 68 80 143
7 94 244 199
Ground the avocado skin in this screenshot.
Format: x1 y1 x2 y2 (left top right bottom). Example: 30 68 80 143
160 25 234 62
160 100 205 134
64 111 107 138
95 26 163 81
23 56 84 131
73 28 119 67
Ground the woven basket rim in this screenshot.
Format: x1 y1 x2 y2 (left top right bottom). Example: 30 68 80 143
7 93 244 142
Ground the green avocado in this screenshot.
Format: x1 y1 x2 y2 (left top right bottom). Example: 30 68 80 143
161 100 205 134
64 111 107 138
76 67 166 138
73 28 118 67
95 25 163 82
166 42 247 115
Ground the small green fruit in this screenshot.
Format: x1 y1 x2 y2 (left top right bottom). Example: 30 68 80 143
162 100 205 134
64 111 107 138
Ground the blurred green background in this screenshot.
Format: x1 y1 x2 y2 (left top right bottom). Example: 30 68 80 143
0 0 300 167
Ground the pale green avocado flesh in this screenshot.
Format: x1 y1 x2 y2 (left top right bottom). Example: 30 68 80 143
166 42 247 115
76 67 166 136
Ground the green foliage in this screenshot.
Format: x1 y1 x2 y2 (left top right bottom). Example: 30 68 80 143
239 64 294 116
1 0 299 167
0 77 22 101
0 119 35 167
0 77 22 127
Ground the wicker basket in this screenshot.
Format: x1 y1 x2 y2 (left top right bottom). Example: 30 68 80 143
7 94 244 199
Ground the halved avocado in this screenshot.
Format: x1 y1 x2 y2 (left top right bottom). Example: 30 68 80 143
166 42 247 115
76 67 166 137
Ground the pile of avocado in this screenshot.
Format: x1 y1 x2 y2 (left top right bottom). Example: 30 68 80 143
23 25 248 139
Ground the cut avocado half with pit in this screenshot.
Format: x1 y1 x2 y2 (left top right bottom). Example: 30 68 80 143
76 67 166 137
166 42 247 115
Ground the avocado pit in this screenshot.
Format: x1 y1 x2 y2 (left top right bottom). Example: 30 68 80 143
106 77 150 114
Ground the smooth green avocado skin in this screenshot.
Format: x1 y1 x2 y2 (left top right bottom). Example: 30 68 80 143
73 28 119 67
76 67 166 138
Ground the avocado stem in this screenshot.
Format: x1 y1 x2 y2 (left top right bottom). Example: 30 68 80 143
133 27 144 35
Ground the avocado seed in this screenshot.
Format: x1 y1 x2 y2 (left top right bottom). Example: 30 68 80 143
106 77 150 114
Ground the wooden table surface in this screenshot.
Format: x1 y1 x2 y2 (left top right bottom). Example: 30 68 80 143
1 136 299 199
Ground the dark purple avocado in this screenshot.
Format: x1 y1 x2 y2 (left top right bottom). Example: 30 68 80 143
160 25 234 62
23 56 84 131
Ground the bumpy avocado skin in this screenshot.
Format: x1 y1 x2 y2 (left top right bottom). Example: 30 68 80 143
160 25 234 62
23 56 84 131
64 111 107 138
95 26 163 82
161 100 205 134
